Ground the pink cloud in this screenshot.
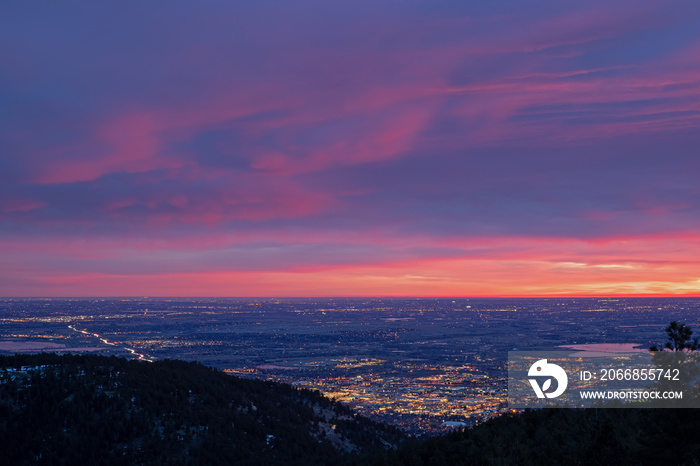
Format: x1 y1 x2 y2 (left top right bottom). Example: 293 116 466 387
1 199 47 213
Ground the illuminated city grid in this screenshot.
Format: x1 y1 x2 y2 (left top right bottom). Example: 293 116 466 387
1 298 698 434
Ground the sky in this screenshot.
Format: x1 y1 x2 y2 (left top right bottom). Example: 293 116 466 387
1 0 700 297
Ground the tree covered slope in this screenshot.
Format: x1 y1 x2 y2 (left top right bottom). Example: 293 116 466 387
0 353 405 466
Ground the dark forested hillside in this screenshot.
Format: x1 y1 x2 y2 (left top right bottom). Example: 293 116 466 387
5 353 700 466
358 405 700 466
0 353 404 466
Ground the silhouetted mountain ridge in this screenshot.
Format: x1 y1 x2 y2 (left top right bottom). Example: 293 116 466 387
5 353 700 466
358 400 700 465
0 353 404 465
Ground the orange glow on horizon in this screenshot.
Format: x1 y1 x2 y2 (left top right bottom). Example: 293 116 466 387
5 255 699 298
3 234 700 297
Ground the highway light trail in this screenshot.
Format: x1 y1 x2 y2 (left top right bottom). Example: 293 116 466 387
68 325 153 362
